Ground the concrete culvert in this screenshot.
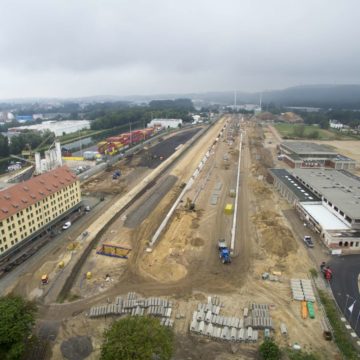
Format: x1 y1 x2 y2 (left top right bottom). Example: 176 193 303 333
60 336 93 360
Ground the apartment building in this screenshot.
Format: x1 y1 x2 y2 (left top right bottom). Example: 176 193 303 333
0 165 81 256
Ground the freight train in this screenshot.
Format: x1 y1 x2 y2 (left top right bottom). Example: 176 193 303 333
97 127 156 155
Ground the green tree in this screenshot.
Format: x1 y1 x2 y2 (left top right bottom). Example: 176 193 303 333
101 316 173 360
0 296 37 360
259 339 281 360
0 134 9 157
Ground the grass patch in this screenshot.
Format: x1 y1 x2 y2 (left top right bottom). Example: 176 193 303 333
318 290 358 359
309 268 318 278
274 123 353 140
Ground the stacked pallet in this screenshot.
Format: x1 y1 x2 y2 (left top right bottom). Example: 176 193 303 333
290 279 315 302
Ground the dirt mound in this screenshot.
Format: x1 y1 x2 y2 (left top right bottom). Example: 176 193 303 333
60 336 93 360
249 180 271 198
191 237 204 247
252 210 298 257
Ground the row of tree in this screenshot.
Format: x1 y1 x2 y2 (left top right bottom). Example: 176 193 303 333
90 99 194 130
0 130 55 158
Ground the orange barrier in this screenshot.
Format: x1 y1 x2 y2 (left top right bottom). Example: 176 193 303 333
301 300 308 319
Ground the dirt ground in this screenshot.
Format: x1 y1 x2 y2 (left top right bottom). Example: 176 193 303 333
28 117 342 359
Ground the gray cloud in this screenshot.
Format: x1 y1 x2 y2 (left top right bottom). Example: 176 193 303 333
0 0 359 98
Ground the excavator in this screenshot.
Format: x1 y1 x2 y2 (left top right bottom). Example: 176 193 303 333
184 197 195 211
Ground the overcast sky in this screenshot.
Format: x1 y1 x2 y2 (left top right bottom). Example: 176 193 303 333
0 0 359 99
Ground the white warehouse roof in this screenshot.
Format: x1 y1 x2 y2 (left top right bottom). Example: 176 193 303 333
300 203 350 230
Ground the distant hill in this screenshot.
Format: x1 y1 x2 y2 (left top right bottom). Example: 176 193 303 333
260 85 360 108
188 85 360 108
1 84 360 109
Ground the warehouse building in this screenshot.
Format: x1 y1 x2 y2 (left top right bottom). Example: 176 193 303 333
0 166 81 257
279 141 356 170
269 168 360 252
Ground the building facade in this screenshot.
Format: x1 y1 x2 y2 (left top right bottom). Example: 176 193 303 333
279 141 356 171
269 168 360 253
0 166 81 256
147 118 183 129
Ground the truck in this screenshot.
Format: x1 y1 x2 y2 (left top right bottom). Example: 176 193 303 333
320 262 333 280
218 240 231 264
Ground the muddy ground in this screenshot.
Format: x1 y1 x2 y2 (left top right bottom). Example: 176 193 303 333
21 117 342 359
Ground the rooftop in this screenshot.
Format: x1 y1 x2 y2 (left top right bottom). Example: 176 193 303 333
269 168 320 202
281 141 336 156
0 166 77 222
292 169 360 218
300 203 350 230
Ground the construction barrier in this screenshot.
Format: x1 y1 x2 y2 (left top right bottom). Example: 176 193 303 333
96 243 132 259
62 156 84 161
301 301 308 319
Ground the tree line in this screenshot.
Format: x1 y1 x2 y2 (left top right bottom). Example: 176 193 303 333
90 99 194 130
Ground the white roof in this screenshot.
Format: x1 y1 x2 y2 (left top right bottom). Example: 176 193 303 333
300 203 350 230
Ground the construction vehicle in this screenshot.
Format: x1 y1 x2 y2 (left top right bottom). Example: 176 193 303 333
112 170 121 180
320 262 333 280
41 274 49 285
218 240 231 264
185 197 195 211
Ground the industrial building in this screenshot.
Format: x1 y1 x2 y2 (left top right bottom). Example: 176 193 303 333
268 168 360 253
147 118 183 129
279 141 356 170
0 166 81 257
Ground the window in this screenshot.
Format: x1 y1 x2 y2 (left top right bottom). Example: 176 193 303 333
334 206 338 211
356 242 359 247
339 241 343 246
350 242 354 247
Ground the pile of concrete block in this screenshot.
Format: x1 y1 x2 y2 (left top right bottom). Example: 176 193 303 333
189 299 271 342
88 292 174 327
291 279 315 302
250 303 273 329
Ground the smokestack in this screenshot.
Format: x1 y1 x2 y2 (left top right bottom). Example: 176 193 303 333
35 152 41 174
55 141 62 166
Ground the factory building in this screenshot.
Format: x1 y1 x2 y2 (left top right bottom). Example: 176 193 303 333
279 141 356 171
0 166 81 257
268 168 360 253
147 118 183 129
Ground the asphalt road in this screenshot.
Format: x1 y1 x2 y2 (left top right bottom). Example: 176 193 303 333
329 254 360 335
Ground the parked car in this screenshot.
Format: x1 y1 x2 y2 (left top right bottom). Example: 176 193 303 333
62 221 72 230
303 236 314 248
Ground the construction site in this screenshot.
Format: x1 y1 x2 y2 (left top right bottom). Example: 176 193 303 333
0 115 345 359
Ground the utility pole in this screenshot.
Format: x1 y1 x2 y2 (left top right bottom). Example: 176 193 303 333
355 309 360 331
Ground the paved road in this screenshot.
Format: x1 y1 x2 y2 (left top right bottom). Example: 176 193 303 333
329 254 360 336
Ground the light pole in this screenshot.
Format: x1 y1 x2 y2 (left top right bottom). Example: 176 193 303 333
355 309 360 331
344 294 350 314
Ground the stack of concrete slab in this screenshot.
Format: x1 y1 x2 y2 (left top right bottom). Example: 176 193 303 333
250 303 273 329
291 279 304 301
290 279 315 302
301 279 316 302
88 292 174 327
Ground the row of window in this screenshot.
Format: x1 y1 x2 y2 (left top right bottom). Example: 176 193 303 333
0 198 80 253
0 182 80 228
